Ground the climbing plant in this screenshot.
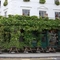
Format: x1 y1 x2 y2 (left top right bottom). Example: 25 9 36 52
0 15 60 49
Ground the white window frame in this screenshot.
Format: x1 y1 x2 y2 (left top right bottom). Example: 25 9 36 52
39 11 46 18
55 12 60 19
22 9 30 16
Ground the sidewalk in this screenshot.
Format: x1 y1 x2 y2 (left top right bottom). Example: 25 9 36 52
0 53 60 58
0 58 57 60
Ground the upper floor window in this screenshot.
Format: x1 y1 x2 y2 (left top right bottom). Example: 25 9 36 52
55 12 60 19
22 9 30 16
39 11 46 18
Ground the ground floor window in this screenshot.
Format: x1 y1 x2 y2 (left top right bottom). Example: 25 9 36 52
39 11 46 18
55 12 60 19
22 9 30 16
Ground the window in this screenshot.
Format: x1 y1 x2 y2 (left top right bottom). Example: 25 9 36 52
4 11 7 17
55 12 60 19
22 9 30 16
39 11 46 18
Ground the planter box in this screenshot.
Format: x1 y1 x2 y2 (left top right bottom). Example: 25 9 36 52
23 0 30 2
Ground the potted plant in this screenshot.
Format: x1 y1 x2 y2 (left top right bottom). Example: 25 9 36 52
3 0 8 6
23 0 30 2
39 0 45 4
55 0 60 5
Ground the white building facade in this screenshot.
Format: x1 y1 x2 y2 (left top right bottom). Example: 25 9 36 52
0 0 60 19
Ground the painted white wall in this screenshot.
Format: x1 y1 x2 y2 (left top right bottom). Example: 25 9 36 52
0 0 60 19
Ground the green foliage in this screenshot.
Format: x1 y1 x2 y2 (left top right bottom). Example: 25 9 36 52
39 0 45 4
24 31 36 47
55 0 60 5
23 0 30 2
3 0 8 6
37 40 41 47
30 16 38 20
0 15 60 49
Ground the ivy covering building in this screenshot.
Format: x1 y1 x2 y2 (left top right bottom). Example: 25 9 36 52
0 15 60 49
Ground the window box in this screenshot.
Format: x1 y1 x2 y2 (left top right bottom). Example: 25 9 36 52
3 0 8 6
39 0 45 4
23 0 30 2
55 0 60 5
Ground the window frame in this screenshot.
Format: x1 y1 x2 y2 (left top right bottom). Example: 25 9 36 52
39 11 46 18
55 12 60 19
22 9 30 16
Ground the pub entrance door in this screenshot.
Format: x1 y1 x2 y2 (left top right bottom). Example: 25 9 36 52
48 30 59 48
41 30 48 48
